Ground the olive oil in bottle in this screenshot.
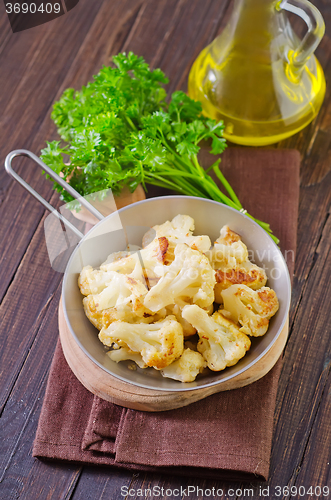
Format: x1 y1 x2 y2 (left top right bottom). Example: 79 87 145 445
188 0 326 146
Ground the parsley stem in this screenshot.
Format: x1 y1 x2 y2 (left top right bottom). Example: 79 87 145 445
124 114 137 131
212 164 243 208
139 161 146 190
164 165 224 200
198 174 241 209
164 174 206 197
205 159 220 174
158 130 197 175
145 176 185 192
146 173 201 197
192 155 206 179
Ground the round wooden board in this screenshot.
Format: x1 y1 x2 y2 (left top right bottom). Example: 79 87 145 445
58 299 288 412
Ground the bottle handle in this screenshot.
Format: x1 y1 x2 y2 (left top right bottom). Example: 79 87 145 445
280 0 325 68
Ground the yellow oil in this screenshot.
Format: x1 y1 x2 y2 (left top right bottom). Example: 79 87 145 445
188 17 326 146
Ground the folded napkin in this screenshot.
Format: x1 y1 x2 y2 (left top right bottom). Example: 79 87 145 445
33 148 300 481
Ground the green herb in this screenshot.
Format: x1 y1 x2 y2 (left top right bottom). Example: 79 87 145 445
41 52 278 244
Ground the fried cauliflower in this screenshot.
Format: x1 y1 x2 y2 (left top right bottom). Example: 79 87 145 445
160 348 207 382
142 214 211 256
144 243 216 312
221 284 279 337
79 215 279 383
83 298 133 330
100 250 133 268
83 296 166 330
82 271 159 330
86 272 147 311
207 225 267 303
209 225 248 268
101 237 171 278
107 346 148 369
182 304 251 371
99 316 184 369
214 260 267 303
78 266 115 296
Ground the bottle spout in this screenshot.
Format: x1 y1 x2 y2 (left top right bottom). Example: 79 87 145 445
280 0 325 69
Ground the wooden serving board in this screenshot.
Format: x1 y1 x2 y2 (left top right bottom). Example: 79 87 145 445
58 299 288 412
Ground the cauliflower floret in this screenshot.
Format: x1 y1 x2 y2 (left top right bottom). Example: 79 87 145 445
144 243 216 312
78 266 116 296
160 348 206 382
107 346 148 368
166 303 196 338
86 272 147 312
83 273 156 331
101 237 171 287
214 260 267 303
99 316 184 369
221 284 279 337
217 225 242 245
80 240 175 330
100 253 138 275
84 298 132 330
79 243 157 297
100 250 133 268
182 305 251 371
142 214 211 255
83 296 166 330
126 237 173 286
208 226 248 269
206 225 267 303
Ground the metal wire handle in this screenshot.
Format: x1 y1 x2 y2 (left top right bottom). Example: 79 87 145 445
4 149 105 240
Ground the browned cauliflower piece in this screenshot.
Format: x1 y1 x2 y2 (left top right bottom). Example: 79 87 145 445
98 316 184 370
160 348 207 382
216 225 242 245
214 260 267 303
207 225 267 303
182 304 251 371
78 266 115 296
209 225 248 268
100 250 133 268
82 271 160 330
83 296 130 330
221 284 279 337
142 214 211 257
83 295 166 330
86 272 147 311
144 243 216 312
100 237 172 287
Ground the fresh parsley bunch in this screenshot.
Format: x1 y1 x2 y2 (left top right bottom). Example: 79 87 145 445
41 52 278 243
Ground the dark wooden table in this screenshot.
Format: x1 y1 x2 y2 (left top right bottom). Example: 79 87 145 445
1 1 330 498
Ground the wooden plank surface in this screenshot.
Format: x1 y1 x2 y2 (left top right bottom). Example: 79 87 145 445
0 0 330 498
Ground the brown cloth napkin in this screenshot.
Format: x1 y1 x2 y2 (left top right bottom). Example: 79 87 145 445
33 148 300 481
